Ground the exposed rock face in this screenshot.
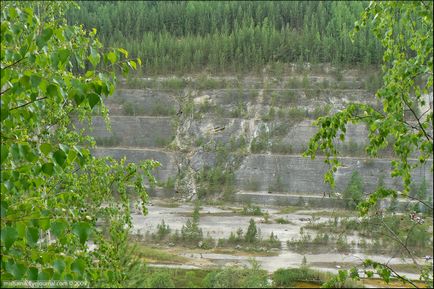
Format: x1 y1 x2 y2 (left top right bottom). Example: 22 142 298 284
82 69 433 206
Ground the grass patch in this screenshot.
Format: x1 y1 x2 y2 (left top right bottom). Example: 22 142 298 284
362 278 428 288
211 247 278 257
277 206 302 214
272 267 363 288
135 244 189 264
144 267 211 288
275 217 294 225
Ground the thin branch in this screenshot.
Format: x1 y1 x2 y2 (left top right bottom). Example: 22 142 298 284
0 87 11 96
417 107 431 120
378 262 419 289
405 194 433 210
402 96 433 141
2 57 26 70
381 218 420 268
9 97 47 111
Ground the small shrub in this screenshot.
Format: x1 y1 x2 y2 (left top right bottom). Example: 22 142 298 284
180 202 203 243
272 267 320 287
266 232 281 248
204 260 268 288
241 204 263 216
275 217 291 224
245 219 258 243
336 235 351 253
147 271 175 288
156 219 171 240
343 171 364 210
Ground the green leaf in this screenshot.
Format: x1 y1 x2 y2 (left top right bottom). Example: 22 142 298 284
11 263 27 279
58 49 70 65
1 227 18 250
46 84 59 98
30 74 42 88
41 162 54 175
128 60 137 70
88 47 100 67
26 227 39 246
40 143 52 156
1 107 10 122
36 28 53 48
72 222 92 245
16 222 26 238
59 144 69 153
53 259 66 274
107 51 117 64
118 47 128 58
1 144 9 163
38 268 53 280
20 144 36 162
27 267 39 280
53 150 67 167
0 201 8 217
71 258 86 276
87 93 101 109
50 220 67 238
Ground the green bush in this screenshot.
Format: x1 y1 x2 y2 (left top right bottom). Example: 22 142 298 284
204 260 268 288
241 204 263 216
266 232 281 248
245 219 258 243
147 271 175 288
272 267 320 287
181 202 203 243
275 217 291 224
195 166 235 199
156 219 171 240
343 171 364 210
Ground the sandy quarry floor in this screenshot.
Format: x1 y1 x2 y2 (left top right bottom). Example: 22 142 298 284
130 199 430 280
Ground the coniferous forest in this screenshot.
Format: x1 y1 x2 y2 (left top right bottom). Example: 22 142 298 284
67 1 382 74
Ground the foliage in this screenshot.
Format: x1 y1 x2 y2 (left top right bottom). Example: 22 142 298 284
241 204 263 216
304 1 433 200
156 219 171 240
304 2 433 285
203 260 268 288
343 171 364 209
244 219 258 243
272 267 321 287
117 243 149 288
67 2 382 74
181 202 203 243
195 165 235 199
0 2 158 286
147 271 175 288
274 217 292 224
